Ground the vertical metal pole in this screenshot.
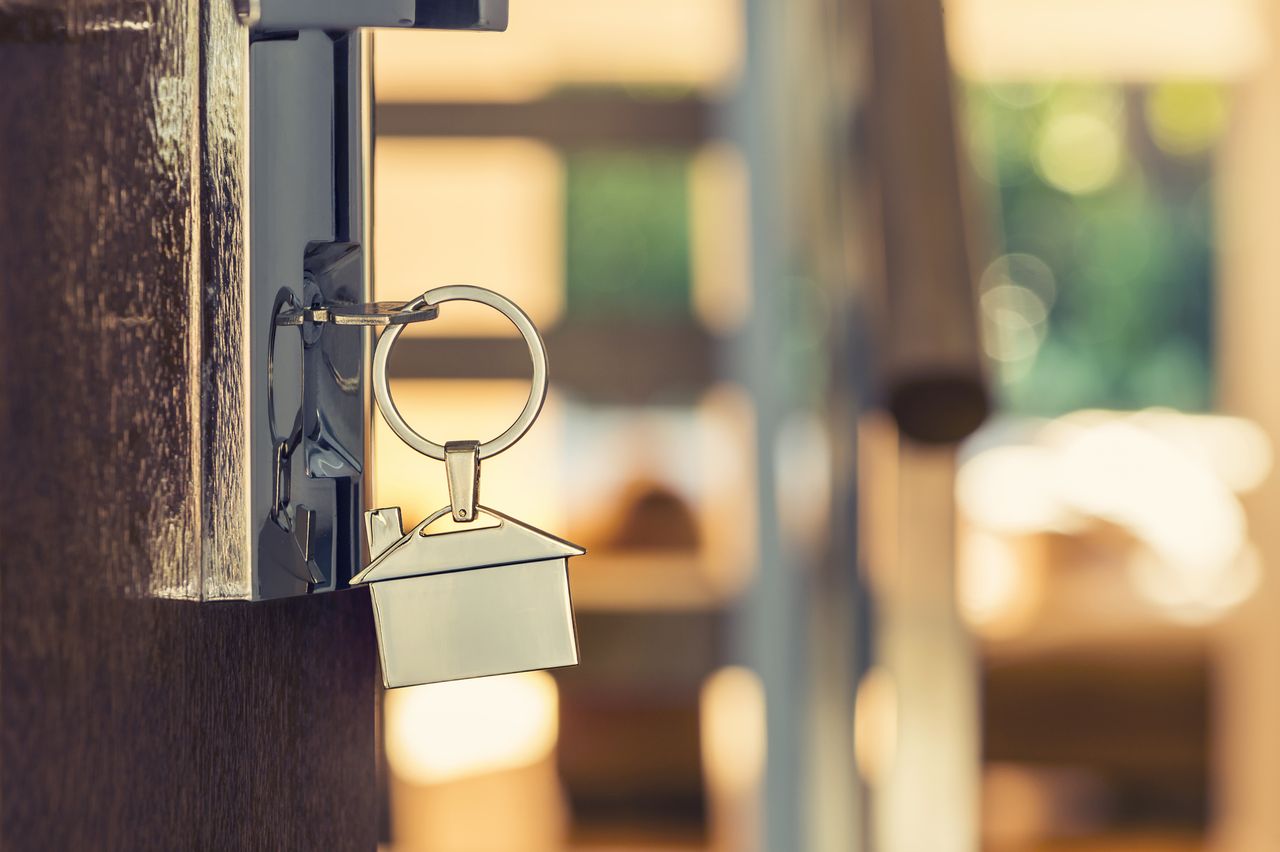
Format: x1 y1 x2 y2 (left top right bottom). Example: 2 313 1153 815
724 0 809 846
855 0 986 845
724 0 877 846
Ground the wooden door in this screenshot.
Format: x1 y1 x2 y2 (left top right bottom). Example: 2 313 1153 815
0 2 378 848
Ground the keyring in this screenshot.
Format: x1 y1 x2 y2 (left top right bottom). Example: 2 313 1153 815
372 285 548 461
267 287 302 447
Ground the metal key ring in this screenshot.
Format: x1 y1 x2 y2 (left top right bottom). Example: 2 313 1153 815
267 287 303 447
372 285 548 461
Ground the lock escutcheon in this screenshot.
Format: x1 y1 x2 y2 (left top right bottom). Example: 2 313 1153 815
244 3 509 600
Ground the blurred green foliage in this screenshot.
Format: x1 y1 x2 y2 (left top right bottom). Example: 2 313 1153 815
964 83 1218 414
564 149 693 322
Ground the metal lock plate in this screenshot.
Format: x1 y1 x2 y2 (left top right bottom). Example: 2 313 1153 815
243 2 509 600
238 0 508 31
250 30 367 599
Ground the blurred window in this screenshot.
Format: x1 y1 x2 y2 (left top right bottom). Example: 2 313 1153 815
565 150 693 322
965 83 1217 413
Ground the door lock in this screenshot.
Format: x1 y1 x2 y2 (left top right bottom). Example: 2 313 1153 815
240 0 508 600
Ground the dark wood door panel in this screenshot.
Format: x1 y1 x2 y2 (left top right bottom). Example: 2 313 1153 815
0 3 378 848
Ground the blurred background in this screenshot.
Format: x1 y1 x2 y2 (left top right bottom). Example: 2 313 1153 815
368 0 1280 849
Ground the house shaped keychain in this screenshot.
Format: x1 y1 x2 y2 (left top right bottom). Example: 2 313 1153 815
353 505 583 687
353 286 586 688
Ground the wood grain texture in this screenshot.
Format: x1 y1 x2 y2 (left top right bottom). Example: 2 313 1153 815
0 1 378 848
200 0 253 599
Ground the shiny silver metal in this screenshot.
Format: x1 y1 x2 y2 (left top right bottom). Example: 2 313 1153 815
274 300 439 327
248 0 508 32
237 2 510 602
353 506 584 687
372 285 549 461
362 288 582 686
445 440 481 522
236 2 580 692
248 31 369 599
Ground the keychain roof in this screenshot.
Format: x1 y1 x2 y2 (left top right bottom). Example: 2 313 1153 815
353 505 584 584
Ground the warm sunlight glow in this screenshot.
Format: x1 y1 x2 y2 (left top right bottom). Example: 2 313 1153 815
374 138 564 336
1127 543 1261 625
960 411 1273 625
956 445 1069 534
1051 418 1246 578
854 666 899 788
700 666 766 796
373 380 564 529
385 672 560 785
948 0 1267 81
957 530 1045 639
375 0 743 102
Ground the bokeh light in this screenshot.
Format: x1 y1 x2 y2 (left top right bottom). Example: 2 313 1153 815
385 672 560 786
1145 82 1229 157
1034 108 1123 194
